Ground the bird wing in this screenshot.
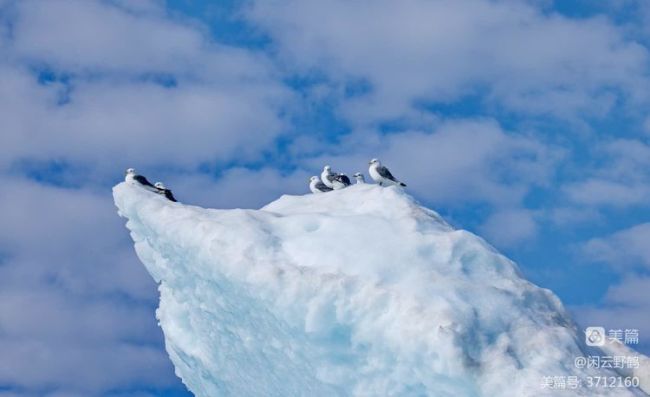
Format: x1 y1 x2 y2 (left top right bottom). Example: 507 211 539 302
335 174 351 186
134 175 155 187
316 181 333 191
377 166 398 181
164 190 177 202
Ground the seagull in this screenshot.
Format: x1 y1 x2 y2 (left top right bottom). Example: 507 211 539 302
321 165 351 190
353 172 366 184
368 159 406 187
331 173 351 190
154 182 178 202
310 176 333 194
320 165 336 188
125 168 158 192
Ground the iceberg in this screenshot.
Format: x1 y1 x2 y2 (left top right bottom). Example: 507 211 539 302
113 182 649 396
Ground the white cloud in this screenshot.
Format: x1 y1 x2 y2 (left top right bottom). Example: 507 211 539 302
108 0 165 16
0 2 299 393
0 0 292 174
605 276 650 306
564 139 650 207
575 221 650 354
644 117 650 134
166 167 311 209
0 0 648 393
0 178 179 395
548 206 602 226
565 179 650 207
248 0 650 126
583 223 650 271
12 0 204 73
0 178 154 299
573 276 650 354
479 208 538 248
300 119 559 209
601 139 650 176
0 336 175 393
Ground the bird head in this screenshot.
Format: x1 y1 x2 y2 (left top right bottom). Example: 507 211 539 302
155 182 165 189
125 168 135 175
324 165 331 171
353 172 362 177
369 158 379 165
310 176 319 182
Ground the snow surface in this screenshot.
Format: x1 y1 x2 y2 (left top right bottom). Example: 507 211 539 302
114 182 649 396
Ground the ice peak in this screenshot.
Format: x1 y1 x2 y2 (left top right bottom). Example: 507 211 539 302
113 182 648 397
265 184 449 226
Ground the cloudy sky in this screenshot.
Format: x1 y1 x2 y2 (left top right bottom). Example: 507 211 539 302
1 0 649 395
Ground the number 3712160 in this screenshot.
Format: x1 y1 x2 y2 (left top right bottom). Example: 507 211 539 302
586 376 640 388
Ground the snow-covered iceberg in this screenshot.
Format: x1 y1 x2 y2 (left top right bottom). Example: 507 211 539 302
114 182 649 396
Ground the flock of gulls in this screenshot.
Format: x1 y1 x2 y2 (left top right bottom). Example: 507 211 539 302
124 168 177 202
123 158 405 203
309 158 406 194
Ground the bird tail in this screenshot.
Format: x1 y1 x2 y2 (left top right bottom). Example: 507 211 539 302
399 182 406 187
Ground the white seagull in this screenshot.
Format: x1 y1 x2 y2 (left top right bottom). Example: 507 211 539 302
310 176 333 194
320 165 336 188
125 168 158 192
368 159 406 187
353 172 366 184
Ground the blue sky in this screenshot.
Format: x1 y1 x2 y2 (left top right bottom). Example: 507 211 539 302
1 0 649 396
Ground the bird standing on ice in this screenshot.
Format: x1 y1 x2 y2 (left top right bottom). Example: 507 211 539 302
125 168 158 192
331 173 351 190
353 172 365 184
309 176 333 194
322 165 351 190
154 182 178 202
368 159 406 187
320 165 336 188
